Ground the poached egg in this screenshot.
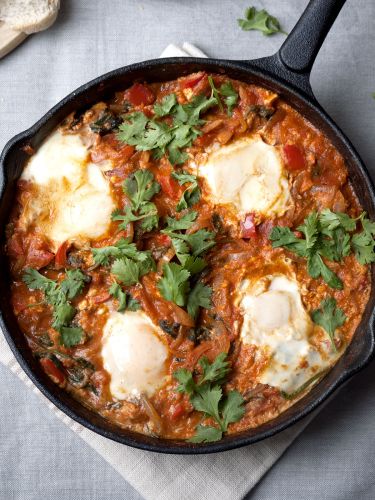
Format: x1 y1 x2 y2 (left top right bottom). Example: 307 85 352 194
238 273 336 393
20 130 115 251
198 136 290 218
101 311 169 400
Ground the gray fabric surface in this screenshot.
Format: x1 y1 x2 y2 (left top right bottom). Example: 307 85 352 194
0 0 375 498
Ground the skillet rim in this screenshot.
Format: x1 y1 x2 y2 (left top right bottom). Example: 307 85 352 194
1 56 374 454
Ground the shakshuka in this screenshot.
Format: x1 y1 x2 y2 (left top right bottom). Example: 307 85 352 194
6 72 372 442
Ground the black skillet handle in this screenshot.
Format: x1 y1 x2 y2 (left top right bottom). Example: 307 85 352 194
250 0 347 98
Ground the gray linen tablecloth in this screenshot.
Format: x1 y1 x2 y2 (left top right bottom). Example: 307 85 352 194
1 1 375 499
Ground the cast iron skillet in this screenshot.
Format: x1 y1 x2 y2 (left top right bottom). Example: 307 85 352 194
0 0 374 454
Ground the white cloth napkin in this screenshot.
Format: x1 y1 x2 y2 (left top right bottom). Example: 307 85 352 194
0 43 315 500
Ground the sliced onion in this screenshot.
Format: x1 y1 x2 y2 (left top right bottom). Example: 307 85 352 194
140 393 163 435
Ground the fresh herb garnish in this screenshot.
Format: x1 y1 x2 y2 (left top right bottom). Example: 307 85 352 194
270 210 375 288
238 6 287 36
158 262 190 306
92 238 155 287
351 214 375 264
171 171 201 212
162 211 216 258
109 283 141 312
187 281 212 320
112 170 160 233
117 93 218 165
208 77 239 115
174 353 245 442
311 297 347 351
23 268 89 347
157 211 215 318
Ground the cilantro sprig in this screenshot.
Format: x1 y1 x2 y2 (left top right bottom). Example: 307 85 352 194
91 238 155 287
208 77 239 115
238 6 287 36
112 170 160 233
311 297 347 352
109 283 140 312
117 92 218 165
162 211 216 260
171 171 201 212
157 211 215 319
174 353 245 443
23 268 89 347
270 209 375 289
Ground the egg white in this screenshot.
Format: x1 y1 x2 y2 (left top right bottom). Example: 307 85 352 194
20 130 115 251
101 311 169 400
238 273 337 393
197 135 291 218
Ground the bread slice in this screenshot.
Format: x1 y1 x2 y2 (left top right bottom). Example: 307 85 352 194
0 0 60 34
0 21 27 59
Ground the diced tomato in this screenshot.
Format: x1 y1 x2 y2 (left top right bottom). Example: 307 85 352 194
124 83 155 106
283 144 305 171
153 234 171 247
40 357 66 387
179 72 206 90
25 235 55 269
169 403 186 420
91 135 135 164
158 174 180 199
240 214 257 239
55 241 69 269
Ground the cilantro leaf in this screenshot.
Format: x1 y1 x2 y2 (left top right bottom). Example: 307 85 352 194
172 171 201 212
270 212 349 289
154 94 178 117
23 268 88 344
351 213 375 264
111 258 141 286
109 283 127 312
187 282 212 319
117 93 218 165
59 326 83 348
198 353 230 385
22 268 56 295
319 209 357 233
208 77 239 115
127 295 141 311
311 297 347 351
188 425 222 443
180 255 207 274
269 226 307 257
112 170 160 234
307 253 343 290
157 263 190 306
174 368 196 395
219 82 238 115
221 390 246 429
163 211 197 231
191 383 222 422
185 229 216 256
297 212 318 251
208 76 224 112
173 352 245 442
109 283 141 312
124 170 160 211
60 269 89 300
117 112 149 144
52 302 76 331
238 6 287 36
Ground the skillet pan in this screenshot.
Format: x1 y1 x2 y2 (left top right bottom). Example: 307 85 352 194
1 0 374 454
